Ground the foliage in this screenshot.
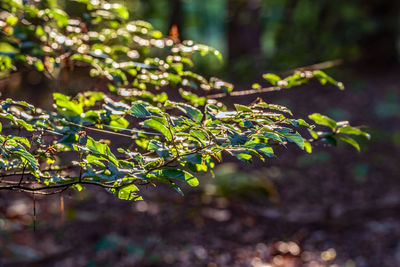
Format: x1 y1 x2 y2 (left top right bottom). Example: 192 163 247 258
0 0 369 200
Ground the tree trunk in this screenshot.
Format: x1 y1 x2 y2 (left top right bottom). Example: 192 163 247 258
358 0 399 68
227 0 262 64
169 0 183 38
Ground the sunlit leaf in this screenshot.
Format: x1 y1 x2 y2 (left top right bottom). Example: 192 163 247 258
143 117 172 141
309 113 337 130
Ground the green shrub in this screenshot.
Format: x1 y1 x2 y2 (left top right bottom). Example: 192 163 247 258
0 0 369 200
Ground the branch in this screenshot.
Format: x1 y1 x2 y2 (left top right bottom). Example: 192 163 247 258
0 180 115 192
0 165 78 178
207 86 282 99
207 59 343 99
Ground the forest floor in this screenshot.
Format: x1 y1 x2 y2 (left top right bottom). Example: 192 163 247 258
0 68 400 267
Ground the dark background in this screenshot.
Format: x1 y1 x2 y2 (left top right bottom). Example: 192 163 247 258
131 0 400 77
1 0 400 266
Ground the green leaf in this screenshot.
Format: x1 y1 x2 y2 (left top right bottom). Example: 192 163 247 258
244 141 274 157
296 119 313 129
5 99 35 110
304 140 312 153
85 137 119 166
169 181 183 196
148 140 169 158
53 93 83 117
189 129 208 145
112 4 129 19
230 150 252 162
184 154 203 165
227 130 248 146
313 70 344 90
338 126 370 139
0 42 18 54
130 102 151 118
11 136 30 148
284 132 305 149
47 8 69 27
308 129 319 139
10 145 38 170
6 16 18 26
73 184 83 192
143 117 172 141
262 73 281 85
86 154 106 168
35 25 45 37
179 89 207 106
262 128 284 143
70 54 94 64
154 169 199 187
336 135 360 151
33 60 44 71
0 113 34 131
109 115 129 129
234 104 253 113
256 103 293 116
309 113 337 130
58 134 79 148
111 184 141 200
166 101 203 123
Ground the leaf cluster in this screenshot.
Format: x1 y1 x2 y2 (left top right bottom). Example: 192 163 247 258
0 0 369 200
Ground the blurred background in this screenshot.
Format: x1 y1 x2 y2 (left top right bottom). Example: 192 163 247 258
1 0 400 266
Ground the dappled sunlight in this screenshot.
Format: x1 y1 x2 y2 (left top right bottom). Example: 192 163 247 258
0 0 399 265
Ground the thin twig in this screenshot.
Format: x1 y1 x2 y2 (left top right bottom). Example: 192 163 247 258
17 164 26 186
32 192 36 232
62 120 162 137
0 180 115 192
207 86 282 99
207 59 343 99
